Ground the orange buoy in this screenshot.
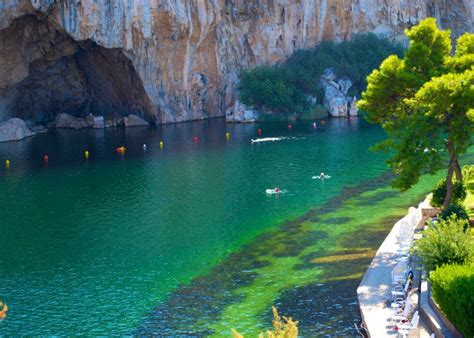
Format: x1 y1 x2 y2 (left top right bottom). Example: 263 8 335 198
116 146 126 154
257 128 262 135
321 120 326 125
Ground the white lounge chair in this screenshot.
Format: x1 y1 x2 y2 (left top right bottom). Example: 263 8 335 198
397 311 419 337
392 301 412 323
392 279 411 300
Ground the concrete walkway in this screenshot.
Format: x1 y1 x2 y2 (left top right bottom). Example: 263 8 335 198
357 198 436 337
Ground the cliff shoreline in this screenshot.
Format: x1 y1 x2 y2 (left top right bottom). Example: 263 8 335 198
0 1 472 127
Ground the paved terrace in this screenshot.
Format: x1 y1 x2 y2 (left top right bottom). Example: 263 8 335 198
357 197 436 337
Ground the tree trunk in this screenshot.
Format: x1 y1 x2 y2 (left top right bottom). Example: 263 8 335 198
443 140 459 209
453 158 463 182
443 159 454 209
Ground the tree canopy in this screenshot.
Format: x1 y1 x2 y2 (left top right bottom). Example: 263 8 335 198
358 18 474 208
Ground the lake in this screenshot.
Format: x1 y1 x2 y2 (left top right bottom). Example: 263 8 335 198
0 118 441 335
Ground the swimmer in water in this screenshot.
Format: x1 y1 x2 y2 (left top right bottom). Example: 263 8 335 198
312 172 331 180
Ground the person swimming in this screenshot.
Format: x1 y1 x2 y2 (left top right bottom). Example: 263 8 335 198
266 187 283 194
312 172 331 180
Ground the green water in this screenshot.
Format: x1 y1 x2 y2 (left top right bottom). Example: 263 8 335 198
0 118 452 335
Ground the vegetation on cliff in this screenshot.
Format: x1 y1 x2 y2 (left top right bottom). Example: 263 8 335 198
358 18 474 208
239 34 403 114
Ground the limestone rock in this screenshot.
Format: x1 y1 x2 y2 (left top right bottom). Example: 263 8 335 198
320 69 359 117
123 114 149 127
0 1 471 124
226 101 258 123
0 118 35 142
349 97 359 116
31 125 47 133
104 117 123 128
55 113 88 129
86 114 105 129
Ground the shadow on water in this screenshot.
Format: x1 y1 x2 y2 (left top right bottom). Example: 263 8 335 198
134 170 411 336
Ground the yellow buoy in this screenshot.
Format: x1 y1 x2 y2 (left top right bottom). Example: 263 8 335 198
84 150 90 159
5 159 10 168
160 141 164 149
226 132 230 140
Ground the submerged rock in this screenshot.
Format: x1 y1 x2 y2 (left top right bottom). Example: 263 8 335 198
226 100 258 123
123 114 149 127
0 118 35 142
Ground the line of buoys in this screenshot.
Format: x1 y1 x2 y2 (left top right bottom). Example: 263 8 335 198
258 128 262 135
5 159 10 169
23 133 246 168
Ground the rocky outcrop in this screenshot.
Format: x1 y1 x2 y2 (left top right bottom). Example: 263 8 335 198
55 113 89 129
123 114 150 127
0 118 35 142
86 114 105 129
226 100 258 123
0 1 472 125
320 69 359 117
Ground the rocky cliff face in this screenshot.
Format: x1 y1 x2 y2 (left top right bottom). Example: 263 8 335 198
0 0 472 125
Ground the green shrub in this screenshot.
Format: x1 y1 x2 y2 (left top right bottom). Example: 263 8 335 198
414 215 473 272
239 34 404 114
462 164 474 181
440 204 470 225
431 179 467 207
430 264 474 337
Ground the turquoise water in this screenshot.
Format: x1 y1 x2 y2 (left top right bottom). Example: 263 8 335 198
0 118 431 335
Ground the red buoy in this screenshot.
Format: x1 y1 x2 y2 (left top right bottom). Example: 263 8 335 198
43 155 49 163
257 128 262 135
288 124 292 130
193 136 198 142
321 120 326 125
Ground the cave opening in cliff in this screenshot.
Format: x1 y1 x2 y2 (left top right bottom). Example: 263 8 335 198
0 14 153 124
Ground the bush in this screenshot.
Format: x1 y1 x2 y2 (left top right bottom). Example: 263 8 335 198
430 264 474 337
431 179 467 207
414 215 473 272
440 204 470 225
462 164 474 181
239 34 404 114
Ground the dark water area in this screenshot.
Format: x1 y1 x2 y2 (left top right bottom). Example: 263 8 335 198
0 118 439 335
